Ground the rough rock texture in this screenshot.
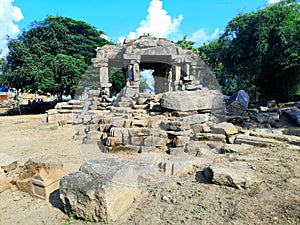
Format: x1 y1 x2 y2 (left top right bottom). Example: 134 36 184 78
202 163 257 189
16 155 65 199
226 90 249 115
282 107 300 126
235 134 282 147
59 158 138 222
0 169 10 193
161 90 225 113
0 152 17 172
211 122 239 136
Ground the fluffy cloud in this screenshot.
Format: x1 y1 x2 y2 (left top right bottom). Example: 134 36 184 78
268 0 281 4
0 0 24 57
189 28 220 46
118 0 183 44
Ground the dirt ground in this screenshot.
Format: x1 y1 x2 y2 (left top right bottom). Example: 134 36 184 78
0 114 299 225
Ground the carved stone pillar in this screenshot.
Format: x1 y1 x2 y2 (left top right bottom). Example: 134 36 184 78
133 63 140 82
171 65 182 91
99 62 112 97
99 64 109 84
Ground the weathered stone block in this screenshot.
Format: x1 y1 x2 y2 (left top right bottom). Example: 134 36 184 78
0 153 17 172
226 90 249 115
161 120 190 131
281 107 300 126
128 128 151 137
184 141 211 157
106 137 122 147
60 159 138 222
159 157 202 176
173 136 190 147
130 136 145 146
144 136 167 147
202 164 257 189
17 156 66 199
235 134 282 147
0 169 10 193
211 122 239 136
255 112 280 123
161 90 225 113
182 114 211 125
132 119 149 127
110 127 129 138
86 131 103 139
196 133 226 142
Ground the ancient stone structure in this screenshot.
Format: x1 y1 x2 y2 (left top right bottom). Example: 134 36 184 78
17 156 66 199
91 34 221 98
54 36 299 223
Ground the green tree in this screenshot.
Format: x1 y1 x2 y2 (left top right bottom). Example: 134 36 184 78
109 68 126 97
218 0 300 101
175 35 199 52
3 15 112 100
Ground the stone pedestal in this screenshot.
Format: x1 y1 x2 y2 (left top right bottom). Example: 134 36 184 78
17 156 66 199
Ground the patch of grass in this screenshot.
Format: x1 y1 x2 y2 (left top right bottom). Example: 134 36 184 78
226 195 236 200
199 200 207 209
188 189 202 199
137 205 143 211
200 213 207 220
147 186 158 195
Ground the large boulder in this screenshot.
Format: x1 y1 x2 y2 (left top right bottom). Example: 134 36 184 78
59 158 138 222
226 90 249 115
161 90 225 114
282 107 300 126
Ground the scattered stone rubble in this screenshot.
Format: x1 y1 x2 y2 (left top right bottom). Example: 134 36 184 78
53 89 300 222
1 35 299 223
46 36 300 222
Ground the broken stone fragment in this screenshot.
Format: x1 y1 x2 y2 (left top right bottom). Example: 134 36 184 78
172 136 190 147
161 120 190 131
0 168 10 193
281 107 300 126
211 122 239 136
59 158 138 222
235 134 282 147
220 144 252 154
255 112 280 123
0 153 17 172
202 164 256 189
159 156 203 176
226 90 249 115
16 155 66 199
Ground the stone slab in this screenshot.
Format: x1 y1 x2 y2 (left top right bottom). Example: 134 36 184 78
60 158 138 222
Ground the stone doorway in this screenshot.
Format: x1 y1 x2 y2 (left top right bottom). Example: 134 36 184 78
140 61 172 95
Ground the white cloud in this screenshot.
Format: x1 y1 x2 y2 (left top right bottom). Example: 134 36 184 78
0 0 24 57
119 0 183 43
189 28 220 46
268 0 281 4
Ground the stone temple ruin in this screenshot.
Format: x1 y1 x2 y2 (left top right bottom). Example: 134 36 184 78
17 35 296 223
91 34 221 98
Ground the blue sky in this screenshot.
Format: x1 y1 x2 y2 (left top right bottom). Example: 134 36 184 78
1 0 281 57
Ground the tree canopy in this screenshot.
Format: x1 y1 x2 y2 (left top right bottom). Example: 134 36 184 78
200 0 300 102
1 16 111 100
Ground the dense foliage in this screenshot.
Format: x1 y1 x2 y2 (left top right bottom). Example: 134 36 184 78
1 1 299 103
1 16 111 100
199 0 300 102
